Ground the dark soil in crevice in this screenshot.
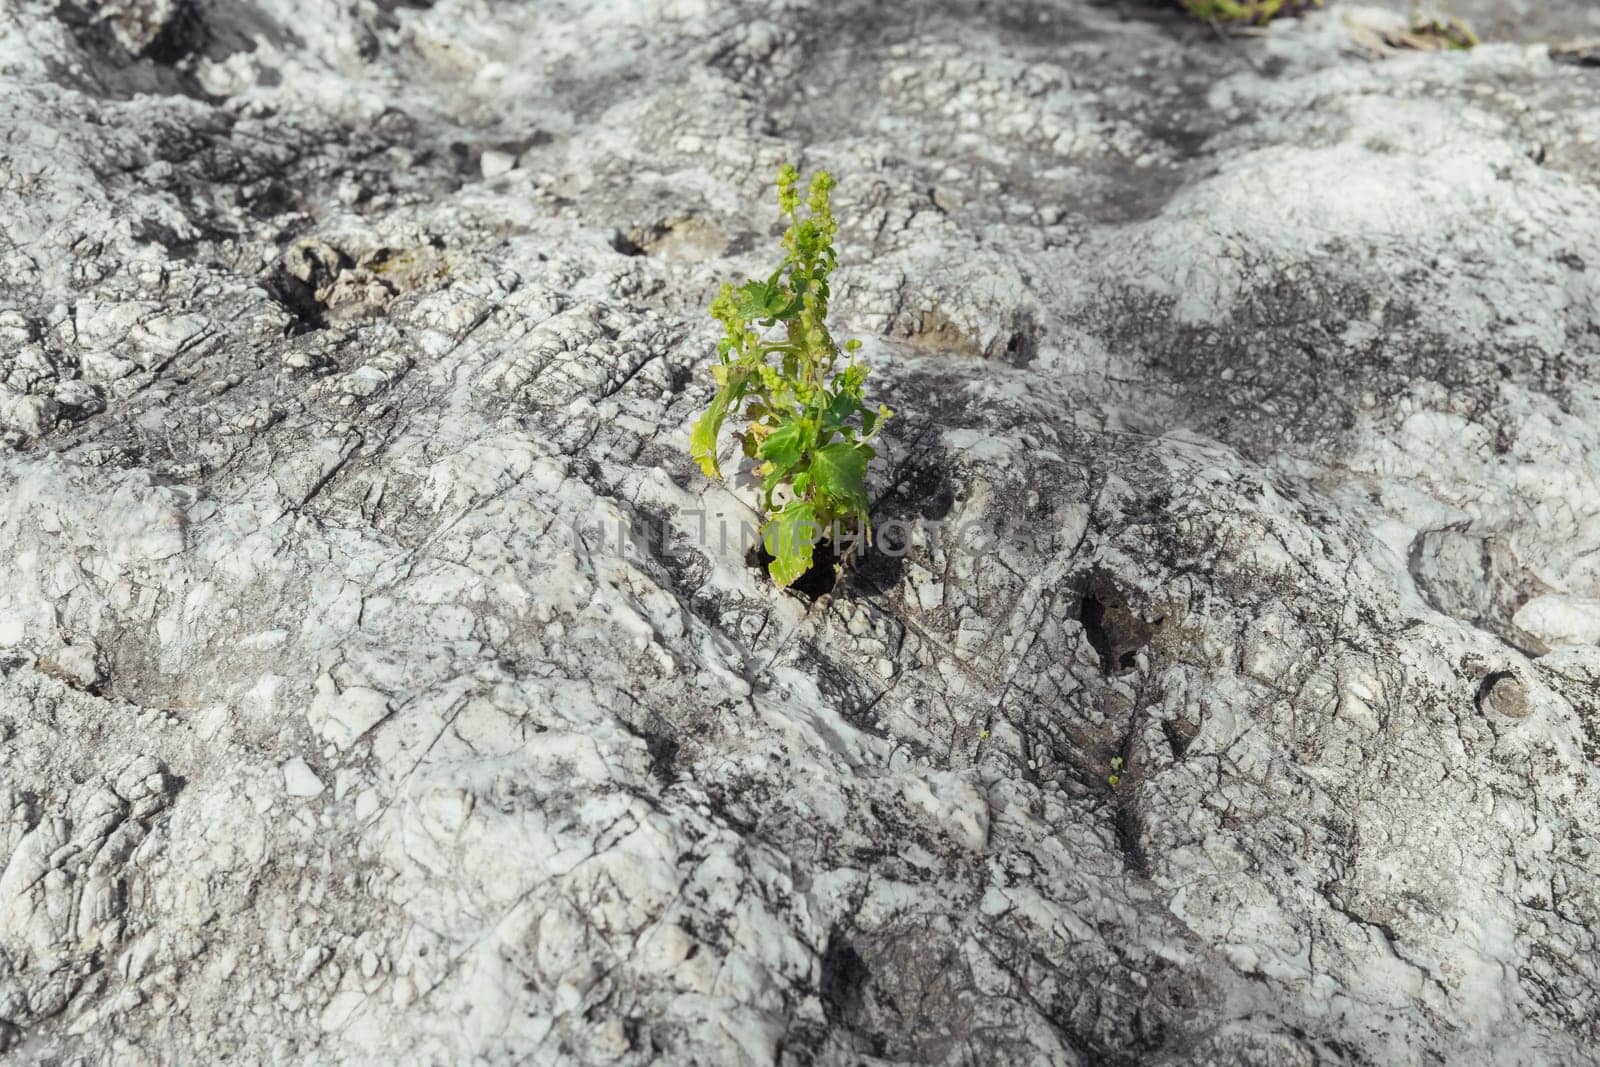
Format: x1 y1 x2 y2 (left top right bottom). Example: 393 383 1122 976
748 537 848 601
1077 573 1155 676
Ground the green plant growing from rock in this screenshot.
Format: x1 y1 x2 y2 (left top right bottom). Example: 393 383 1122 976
690 165 892 588
1406 4 1478 50
1179 0 1320 25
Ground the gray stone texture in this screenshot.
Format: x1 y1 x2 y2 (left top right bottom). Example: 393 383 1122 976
2 0 1600 1062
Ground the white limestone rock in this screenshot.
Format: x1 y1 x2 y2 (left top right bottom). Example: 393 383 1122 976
281 759 325 799
0 0 1599 1063
306 674 392 751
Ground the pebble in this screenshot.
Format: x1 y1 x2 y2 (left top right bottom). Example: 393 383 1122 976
282 758 325 798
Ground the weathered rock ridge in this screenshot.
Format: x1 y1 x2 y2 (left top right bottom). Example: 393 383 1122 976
2 0 1600 1062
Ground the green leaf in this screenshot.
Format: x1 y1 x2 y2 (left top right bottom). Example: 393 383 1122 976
762 500 820 588
736 280 784 320
811 441 868 514
689 373 746 479
822 391 862 433
758 418 813 508
758 418 811 471
760 465 789 510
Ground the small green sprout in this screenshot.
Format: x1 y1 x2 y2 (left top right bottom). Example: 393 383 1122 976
1179 0 1320 25
1406 11 1477 50
1108 755 1124 788
691 165 892 588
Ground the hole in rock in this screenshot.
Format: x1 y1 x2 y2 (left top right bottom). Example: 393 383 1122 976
143 1 208 65
819 929 869 1025
1077 575 1155 676
747 538 846 601
610 230 647 256
262 265 326 334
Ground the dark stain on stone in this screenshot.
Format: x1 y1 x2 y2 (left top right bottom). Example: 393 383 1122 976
610 230 647 256
1161 717 1198 759
819 929 870 1026
1113 799 1150 876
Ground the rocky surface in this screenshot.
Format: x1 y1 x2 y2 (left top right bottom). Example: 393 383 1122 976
2 0 1600 1062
